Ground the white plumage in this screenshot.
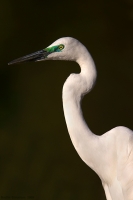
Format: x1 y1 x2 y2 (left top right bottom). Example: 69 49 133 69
9 37 133 200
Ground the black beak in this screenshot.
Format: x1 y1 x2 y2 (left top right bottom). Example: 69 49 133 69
8 49 49 65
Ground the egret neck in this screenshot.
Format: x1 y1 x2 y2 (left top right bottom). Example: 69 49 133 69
62 47 99 171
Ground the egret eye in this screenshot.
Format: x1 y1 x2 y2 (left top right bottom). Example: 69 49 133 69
58 44 64 50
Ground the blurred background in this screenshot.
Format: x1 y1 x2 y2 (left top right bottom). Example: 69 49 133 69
0 0 133 199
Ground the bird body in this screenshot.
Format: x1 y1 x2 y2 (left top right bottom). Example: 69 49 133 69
9 37 133 200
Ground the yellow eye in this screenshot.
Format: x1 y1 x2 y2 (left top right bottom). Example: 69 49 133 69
59 44 64 50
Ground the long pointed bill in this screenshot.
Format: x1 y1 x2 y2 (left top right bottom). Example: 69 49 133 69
8 49 50 65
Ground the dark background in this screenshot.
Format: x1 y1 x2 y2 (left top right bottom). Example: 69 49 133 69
0 0 133 199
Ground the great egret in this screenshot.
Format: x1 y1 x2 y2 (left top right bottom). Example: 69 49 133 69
8 37 133 200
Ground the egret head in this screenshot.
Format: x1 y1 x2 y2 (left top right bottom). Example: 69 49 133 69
8 37 83 65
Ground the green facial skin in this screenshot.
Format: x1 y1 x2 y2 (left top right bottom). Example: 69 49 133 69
8 44 65 65
44 44 64 53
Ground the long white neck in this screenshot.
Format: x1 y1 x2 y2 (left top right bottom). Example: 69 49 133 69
62 46 99 171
